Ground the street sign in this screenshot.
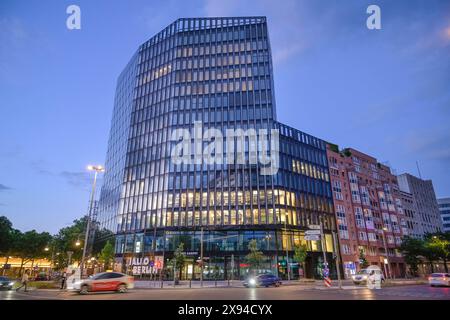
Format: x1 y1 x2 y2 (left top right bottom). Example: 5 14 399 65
305 230 321 235
304 235 321 241
308 224 321 230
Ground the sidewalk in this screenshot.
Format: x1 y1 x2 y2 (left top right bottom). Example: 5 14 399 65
133 279 320 289
132 278 427 290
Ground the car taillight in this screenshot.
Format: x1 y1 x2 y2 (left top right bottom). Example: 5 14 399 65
128 276 134 282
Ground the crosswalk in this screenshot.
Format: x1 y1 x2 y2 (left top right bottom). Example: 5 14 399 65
373 290 449 299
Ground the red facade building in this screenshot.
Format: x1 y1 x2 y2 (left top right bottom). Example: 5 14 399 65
326 145 407 278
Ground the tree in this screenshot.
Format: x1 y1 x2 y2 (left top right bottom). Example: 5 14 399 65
99 241 114 271
92 226 115 256
293 244 308 279
245 239 265 275
170 243 185 284
15 230 52 275
52 217 86 267
0 217 21 275
358 249 369 269
400 236 424 277
426 234 450 273
0 216 13 254
422 234 441 273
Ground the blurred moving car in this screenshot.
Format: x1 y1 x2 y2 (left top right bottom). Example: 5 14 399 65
243 274 282 288
0 276 14 290
351 266 385 285
71 272 134 294
428 273 450 287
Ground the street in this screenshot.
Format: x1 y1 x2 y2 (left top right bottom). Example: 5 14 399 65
1 284 449 300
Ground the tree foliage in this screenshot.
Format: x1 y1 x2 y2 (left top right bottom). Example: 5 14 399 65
245 239 265 274
400 233 450 274
399 236 424 276
171 243 186 282
293 244 308 277
0 216 14 254
358 249 369 269
99 241 114 270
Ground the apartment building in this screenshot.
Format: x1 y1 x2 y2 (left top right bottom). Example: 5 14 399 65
326 145 407 279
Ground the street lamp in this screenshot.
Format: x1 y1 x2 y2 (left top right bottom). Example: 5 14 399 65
80 164 105 278
284 212 291 282
381 227 391 279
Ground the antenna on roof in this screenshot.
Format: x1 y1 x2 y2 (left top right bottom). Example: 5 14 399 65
416 160 422 179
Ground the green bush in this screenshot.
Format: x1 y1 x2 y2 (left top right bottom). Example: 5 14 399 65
28 281 60 289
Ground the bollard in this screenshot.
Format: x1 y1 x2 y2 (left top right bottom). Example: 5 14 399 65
189 279 192 288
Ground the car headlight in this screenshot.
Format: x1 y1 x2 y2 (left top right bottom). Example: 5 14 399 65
249 278 256 285
9 282 14 286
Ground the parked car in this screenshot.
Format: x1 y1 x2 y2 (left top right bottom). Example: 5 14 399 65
243 274 282 288
428 273 450 287
0 276 14 290
70 272 134 294
33 272 50 281
351 266 385 285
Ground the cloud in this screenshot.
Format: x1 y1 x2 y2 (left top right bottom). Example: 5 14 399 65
28 159 97 189
403 129 450 162
202 0 310 65
0 17 29 81
59 171 92 188
0 184 11 192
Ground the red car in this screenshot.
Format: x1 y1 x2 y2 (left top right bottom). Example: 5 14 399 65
71 272 134 294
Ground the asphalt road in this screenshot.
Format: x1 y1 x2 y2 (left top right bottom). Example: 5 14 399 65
1 284 449 300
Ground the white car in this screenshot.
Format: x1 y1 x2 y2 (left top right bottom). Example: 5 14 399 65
352 266 385 285
70 272 134 294
428 273 450 287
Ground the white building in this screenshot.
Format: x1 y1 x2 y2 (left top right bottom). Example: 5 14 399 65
437 197 450 233
397 173 443 237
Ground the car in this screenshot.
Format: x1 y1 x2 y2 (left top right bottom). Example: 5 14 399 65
0 276 14 290
34 273 50 281
351 266 385 285
243 274 282 288
428 273 450 287
71 272 134 294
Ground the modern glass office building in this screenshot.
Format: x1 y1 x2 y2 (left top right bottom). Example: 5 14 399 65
97 17 336 280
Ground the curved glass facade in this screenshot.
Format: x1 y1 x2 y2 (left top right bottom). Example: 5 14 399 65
98 17 336 280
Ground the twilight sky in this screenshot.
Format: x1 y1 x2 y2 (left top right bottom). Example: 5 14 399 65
0 0 449 234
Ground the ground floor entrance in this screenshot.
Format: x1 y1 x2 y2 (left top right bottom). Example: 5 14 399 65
117 251 338 281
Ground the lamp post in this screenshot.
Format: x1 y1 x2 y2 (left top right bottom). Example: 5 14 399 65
45 244 56 276
200 227 204 287
320 222 328 272
80 165 104 278
381 227 391 279
67 251 73 267
284 212 291 282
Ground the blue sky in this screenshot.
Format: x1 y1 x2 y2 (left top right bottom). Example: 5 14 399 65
1 0 449 234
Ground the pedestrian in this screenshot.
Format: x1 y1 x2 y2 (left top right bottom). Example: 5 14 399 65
60 271 67 290
16 270 30 292
367 270 375 289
